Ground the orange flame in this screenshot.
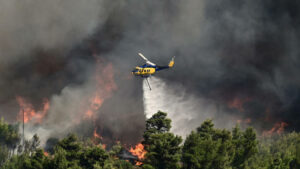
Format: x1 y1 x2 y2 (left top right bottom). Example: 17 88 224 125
44 152 49 156
129 143 147 165
92 128 106 149
237 118 252 124
84 63 117 119
93 128 102 140
136 161 143 166
85 94 103 119
17 96 49 124
228 97 251 112
262 122 288 136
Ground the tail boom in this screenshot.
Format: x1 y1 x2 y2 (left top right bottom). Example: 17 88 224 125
156 57 175 71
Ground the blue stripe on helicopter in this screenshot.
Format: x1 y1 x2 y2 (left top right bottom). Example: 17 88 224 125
140 64 157 68
156 66 169 71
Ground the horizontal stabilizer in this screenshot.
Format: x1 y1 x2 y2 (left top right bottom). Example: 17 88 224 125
168 57 175 68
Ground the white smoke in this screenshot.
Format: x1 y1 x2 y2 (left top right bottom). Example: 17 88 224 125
23 81 98 145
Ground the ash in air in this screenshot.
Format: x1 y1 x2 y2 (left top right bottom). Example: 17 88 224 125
0 0 300 145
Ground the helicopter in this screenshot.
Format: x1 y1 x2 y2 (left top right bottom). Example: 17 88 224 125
132 53 175 90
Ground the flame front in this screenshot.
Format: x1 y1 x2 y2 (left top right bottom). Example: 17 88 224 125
263 122 288 136
129 143 147 165
93 127 102 140
85 94 103 119
84 62 117 119
17 96 49 124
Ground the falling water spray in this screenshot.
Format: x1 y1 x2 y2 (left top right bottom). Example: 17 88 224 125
142 77 226 138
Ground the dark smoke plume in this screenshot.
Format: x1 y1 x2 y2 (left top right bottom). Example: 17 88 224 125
0 0 300 145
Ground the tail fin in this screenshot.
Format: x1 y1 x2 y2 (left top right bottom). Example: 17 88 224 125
168 56 175 68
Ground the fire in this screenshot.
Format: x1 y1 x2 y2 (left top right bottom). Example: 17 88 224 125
228 97 251 112
237 118 251 124
99 63 117 92
136 161 143 166
84 63 117 119
92 128 106 149
129 143 147 165
90 95 103 110
44 152 49 156
81 60 117 145
262 122 288 136
85 94 103 119
93 128 102 140
16 96 49 124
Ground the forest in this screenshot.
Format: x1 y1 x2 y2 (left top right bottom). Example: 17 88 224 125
0 111 299 169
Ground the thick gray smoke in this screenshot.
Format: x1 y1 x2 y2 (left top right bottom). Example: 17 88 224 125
0 0 106 65
0 0 111 142
0 0 106 117
1 0 300 145
112 0 300 133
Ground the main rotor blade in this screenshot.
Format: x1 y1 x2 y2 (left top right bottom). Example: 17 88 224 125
138 53 149 61
138 53 156 66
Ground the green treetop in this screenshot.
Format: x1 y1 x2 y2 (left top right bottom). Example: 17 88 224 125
142 111 182 169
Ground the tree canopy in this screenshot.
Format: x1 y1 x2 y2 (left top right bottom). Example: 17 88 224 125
0 112 300 169
142 111 182 169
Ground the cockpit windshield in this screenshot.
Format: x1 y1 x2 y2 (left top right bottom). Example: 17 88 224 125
132 68 138 72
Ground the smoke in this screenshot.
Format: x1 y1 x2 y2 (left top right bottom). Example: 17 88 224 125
0 0 107 119
115 0 300 134
0 0 106 65
1 0 300 145
143 77 217 137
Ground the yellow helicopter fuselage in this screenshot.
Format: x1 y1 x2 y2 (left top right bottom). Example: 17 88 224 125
132 56 174 77
132 67 156 76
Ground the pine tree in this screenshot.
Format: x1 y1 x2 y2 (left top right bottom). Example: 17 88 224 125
182 120 234 169
232 126 258 169
142 111 182 169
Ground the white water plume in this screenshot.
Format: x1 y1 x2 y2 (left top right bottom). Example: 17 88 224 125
143 77 220 138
